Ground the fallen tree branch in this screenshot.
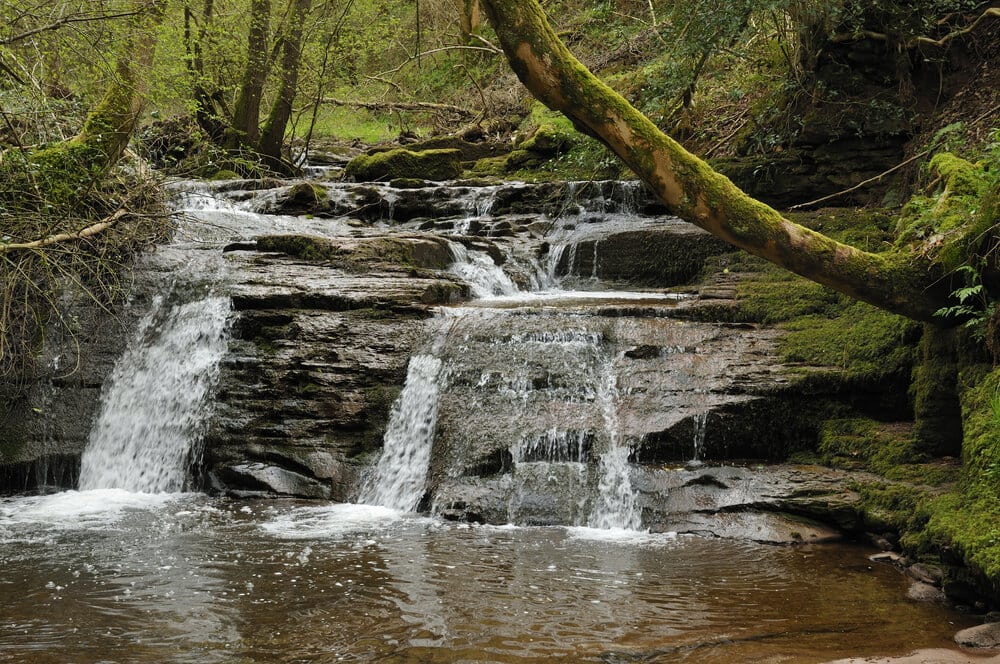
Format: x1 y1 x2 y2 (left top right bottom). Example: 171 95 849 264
0 208 129 253
914 7 1000 48
321 97 478 118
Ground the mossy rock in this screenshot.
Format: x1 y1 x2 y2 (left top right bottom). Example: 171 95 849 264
344 148 463 182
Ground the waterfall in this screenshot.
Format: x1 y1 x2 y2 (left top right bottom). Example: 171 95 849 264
587 363 642 530
692 411 708 462
358 354 444 511
447 243 518 298
79 296 230 493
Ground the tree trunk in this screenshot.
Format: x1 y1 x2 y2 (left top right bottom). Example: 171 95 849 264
477 0 952 322
456 0 482 44
230 0 272 147
4 0 168 209
257 0 311 164
75 0 169 166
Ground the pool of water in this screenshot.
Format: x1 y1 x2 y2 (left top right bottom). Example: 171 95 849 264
0 490 978 663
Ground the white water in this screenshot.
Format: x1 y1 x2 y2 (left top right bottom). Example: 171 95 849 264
447 243 519 298
358 354 444 511
79 296 230 492
692 410 709 462
588 362 642 530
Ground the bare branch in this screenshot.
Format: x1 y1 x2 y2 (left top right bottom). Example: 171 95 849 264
0 208 129 254
0 9 144 45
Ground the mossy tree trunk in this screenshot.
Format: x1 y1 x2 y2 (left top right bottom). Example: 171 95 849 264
3 0 168 210
477 0 953 323
258 0 312 165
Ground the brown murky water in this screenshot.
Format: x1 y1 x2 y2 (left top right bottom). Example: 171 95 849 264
0 492 978 663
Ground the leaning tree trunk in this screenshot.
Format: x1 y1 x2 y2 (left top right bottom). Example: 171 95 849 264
478 0 953 322
258 0 312 165
4 0 168 210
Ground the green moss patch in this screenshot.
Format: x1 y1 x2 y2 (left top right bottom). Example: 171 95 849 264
345 148 463 182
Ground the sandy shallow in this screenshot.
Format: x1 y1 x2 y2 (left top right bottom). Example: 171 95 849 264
827 649 1000 663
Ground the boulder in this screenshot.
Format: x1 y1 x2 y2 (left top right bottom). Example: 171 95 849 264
345 148 463 182
955 622 1000 649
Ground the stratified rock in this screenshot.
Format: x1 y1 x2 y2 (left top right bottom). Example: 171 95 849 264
955 622 1000 649
345 148 463 182
202 230 471 500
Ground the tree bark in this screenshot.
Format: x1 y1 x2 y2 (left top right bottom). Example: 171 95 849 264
258 0 312 163
230 0 272 146
75 0 169 166
477 0 952 322
456 0 482 44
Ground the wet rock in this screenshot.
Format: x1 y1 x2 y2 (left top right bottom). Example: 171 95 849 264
202 226 476 499
580 225 732 287
265 181 328 216
955 622 1000 649
909 563 944 586
908 581 947 603
212 462 332 499
870 551 906 566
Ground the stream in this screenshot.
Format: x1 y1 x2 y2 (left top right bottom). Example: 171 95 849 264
0 177 983 662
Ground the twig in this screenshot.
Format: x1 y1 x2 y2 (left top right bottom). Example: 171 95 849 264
0 9 143 45
790 101 1000 210
789 150 931 210
0 208 129 253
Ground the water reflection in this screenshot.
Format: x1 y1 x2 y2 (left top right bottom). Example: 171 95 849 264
0 494 977 663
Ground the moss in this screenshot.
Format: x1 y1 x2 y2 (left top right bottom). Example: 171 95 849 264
818 418 956 484
207 169 240 181
735 269 841 324
930 153 988 198
911 325 963 456
517 103 580 155
344 148 463 182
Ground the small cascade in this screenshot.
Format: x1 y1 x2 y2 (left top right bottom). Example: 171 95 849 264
588 363 642 530
514 430 591 463
79 296 230 492
447 243 518 298
358 354 445 511
691 410 709 463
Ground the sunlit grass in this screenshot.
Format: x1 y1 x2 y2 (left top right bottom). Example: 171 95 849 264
292 106 400 143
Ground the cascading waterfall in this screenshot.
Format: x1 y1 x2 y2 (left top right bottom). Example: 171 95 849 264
358 354 445 511
79 295 230 492
447 243 518 298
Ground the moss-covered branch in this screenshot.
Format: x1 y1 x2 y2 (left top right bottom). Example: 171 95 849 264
478 0 953 322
